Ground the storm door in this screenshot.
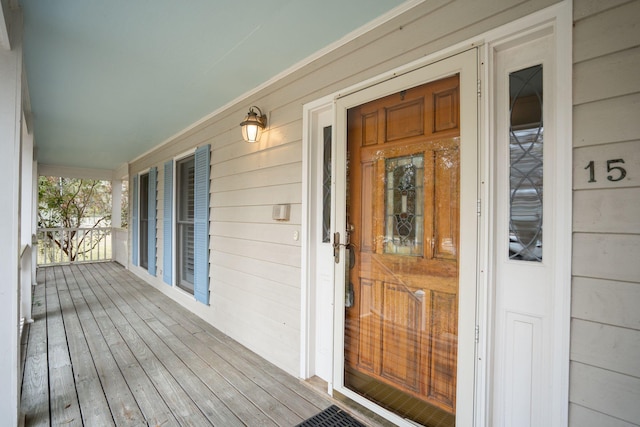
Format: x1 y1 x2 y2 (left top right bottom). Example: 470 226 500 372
344 74 461 426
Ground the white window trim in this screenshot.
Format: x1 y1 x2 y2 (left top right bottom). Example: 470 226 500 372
168 148 197 291
132 167 150 272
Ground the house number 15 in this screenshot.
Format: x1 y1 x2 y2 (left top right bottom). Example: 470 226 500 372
584 159 627 183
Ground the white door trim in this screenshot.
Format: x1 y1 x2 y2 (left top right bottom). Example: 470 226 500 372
301 94 336 383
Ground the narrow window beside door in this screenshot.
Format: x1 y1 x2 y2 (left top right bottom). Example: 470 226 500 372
322 125 332 243
509 64 543 261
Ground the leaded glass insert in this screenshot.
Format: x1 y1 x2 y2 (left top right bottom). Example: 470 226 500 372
509 64 543 261
385 154 424 256
322 125 332 243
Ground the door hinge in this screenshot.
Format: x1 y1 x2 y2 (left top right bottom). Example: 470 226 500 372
477 79 481 97
475 325 480 343
477 199 481 216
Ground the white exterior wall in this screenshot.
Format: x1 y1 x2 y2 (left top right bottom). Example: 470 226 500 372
570 1 640 425
130 0 561 376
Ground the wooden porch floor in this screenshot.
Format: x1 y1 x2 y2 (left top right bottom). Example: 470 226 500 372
20 262 348 427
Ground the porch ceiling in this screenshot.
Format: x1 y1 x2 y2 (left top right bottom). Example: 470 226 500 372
20 0 408 171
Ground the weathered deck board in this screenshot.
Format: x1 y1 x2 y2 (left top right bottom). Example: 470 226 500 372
63 265 147 426
105 262 328 418
54 266 115 426
72 265 180 427
96 264 310 424
20 271 49 427
22 262 339 426
75 266 214 426
45 267 83 426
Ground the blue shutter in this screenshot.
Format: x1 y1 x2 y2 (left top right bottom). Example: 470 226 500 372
132 174 139 266
147 167 157 276
163 160 173 285
193 145 210 304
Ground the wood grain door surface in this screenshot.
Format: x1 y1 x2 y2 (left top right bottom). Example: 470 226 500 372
345 75 460 416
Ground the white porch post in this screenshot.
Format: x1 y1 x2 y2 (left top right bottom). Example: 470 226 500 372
20 116 34 323
112 178 122 228
0 5 24 426
111 177 122 264
31 158 38 285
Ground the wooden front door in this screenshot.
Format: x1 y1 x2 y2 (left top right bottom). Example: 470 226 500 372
345 75 460 422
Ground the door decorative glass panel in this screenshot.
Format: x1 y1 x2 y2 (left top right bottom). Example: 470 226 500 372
509 64 543 261
385 154 424 256
345 76 460 426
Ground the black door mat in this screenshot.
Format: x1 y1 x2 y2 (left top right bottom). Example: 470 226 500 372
296 405 367 427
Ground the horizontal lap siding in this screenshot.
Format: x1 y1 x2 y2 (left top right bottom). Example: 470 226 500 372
571 1 640 425
129 0 559 375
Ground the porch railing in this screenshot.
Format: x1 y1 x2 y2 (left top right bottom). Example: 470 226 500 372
37 227 113 266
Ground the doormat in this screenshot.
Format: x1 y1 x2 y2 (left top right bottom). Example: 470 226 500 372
296 405 366 427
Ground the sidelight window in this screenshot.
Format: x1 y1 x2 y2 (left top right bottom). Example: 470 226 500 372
509 64 543 261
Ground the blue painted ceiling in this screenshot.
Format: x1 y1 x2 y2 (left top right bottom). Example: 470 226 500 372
20 0 408 170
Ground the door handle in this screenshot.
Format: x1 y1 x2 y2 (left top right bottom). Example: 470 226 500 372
333 232 341 264
333 229 353 264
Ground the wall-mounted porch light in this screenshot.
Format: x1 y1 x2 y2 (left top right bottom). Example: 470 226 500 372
240 106 267 143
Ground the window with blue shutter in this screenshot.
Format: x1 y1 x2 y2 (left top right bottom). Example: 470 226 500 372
163 160 173 285
176 156 195 293
148 167 157 276
132 174 139 266
193 145 210 304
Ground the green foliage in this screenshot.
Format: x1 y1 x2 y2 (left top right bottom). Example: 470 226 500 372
38 177 112 228
38 177 113 262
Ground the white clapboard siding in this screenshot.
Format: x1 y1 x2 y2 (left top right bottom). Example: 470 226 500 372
212 142 302 179
569 403 638 427
573 188 640 233
211 222 301 247
574 93 640 147
573 234 640 283
571 1 640 426
214 272 300 330
571 319 640 378
214 264 301 311
573 0 631 21
213 183 301 208
573 46 640 105
570 362 640 425
573 1 640 63
213 162 301 193
212 204 302 225
212 290 300 371
211 251 300 288
573 277 640 331
211 236 300 268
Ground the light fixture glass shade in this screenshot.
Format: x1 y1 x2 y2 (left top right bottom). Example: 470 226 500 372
240 106 266 143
